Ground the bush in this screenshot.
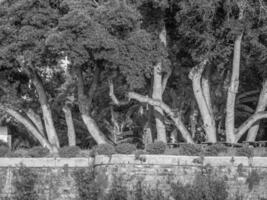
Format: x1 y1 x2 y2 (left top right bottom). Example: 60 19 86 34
0 145 9 157
13 165 38 200
95 144 116 156
179 144 202 156
73 168 98 200
5 149 30 158
58 146 81 158
236 146 254 158
171 173 228 200
116 143 136 154
27 146 50 158
164 148 180 155
203 144 228 156
145 141 167 154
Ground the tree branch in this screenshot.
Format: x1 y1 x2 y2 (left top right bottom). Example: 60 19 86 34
235 111 267 142
128 92 194 143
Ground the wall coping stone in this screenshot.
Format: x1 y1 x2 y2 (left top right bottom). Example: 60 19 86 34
0 155 266 168
0 157 93 168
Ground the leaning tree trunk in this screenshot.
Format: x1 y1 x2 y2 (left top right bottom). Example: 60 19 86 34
189 59 217 143
63 105 76 146
77 67 108 144
235 111 267 142
26 108 45 136
225 4 244 143
32 72 60 148
246 80 267 141
2 107 53 151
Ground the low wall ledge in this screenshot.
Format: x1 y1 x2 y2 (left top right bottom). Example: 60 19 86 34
0 155 266 167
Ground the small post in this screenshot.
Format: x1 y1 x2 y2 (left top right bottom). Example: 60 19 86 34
0 126 11 148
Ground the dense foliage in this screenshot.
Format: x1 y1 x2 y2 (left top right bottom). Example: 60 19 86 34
0 0 266 149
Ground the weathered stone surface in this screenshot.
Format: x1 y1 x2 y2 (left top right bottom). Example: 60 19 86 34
0 155 267 200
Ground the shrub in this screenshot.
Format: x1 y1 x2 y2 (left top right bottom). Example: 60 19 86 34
95 144 116 156
171 173 228 200
116 143 136 154
58 146 81 158
0 145 9 157
164 148 180 155
145 141 167 154
179 144 202 156
73 168 98 200
203 144 228 156
246 170 260 191
13 165 38 200
236 146 254 157
27 146 50 158
5 149 30 158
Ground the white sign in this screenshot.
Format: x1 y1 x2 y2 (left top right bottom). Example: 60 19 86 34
0 134 8 143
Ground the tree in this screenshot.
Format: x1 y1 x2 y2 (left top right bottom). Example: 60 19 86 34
0 0 65 151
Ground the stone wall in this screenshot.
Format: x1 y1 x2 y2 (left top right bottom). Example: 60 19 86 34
0 155 267 200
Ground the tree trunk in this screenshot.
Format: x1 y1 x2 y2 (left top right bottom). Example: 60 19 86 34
63 105 76 146
3 107 53 151
189 59 216 142
26 108 45 136
235 111 267 142
128 92 194 143
76 67 108 144
152 62 167 142
143 122 153 144
32 72 60 148
81 114 107 144
151 26 169 143
246 80 267 141
202 66 213 114
225 5 244 143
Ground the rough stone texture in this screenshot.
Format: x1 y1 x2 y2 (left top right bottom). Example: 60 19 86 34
0 155 267 200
